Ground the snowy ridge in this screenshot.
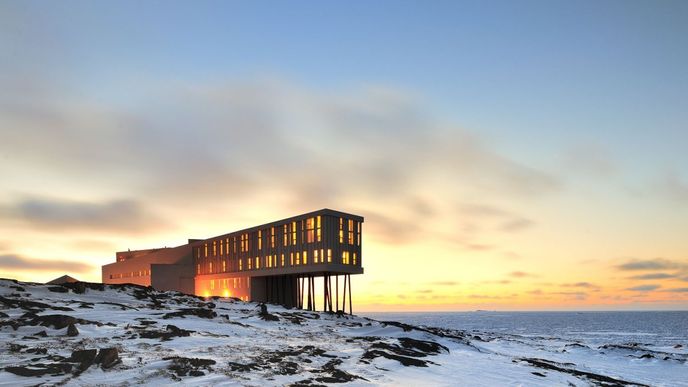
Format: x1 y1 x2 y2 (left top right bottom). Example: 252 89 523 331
0 279 685 386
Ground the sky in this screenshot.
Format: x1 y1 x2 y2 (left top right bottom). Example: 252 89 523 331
1 0 687 311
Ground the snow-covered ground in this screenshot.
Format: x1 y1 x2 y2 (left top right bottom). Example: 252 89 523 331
0 278 685 386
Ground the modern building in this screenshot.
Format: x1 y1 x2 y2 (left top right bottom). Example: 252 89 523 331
102 209 364 312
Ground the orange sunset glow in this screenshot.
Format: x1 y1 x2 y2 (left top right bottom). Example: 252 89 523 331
1 1 687 312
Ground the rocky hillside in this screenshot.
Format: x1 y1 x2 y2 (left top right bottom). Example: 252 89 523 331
0 279 683 386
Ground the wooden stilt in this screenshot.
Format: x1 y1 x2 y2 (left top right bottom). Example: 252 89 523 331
336 275 339 312
343 274 347 314
348 274 352 315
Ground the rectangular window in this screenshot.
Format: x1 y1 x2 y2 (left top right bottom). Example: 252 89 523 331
226 238 230 255
303 250 308 265
270 227 275 248
317 215 321 242
342 251 350 264
353 252 357 265
255 256 260 269
281 253 285 267
239 259 243 271
327 249 332 263
233 237 237 253
209 262 213 273
222 260 226 272
348 219 355 245
195 248 200 259
248 258 252 270
357 223 361 246
296 252 300 265
284 224 288 246
220 240 224 256
258 230 262 250
204 243 208 257
213 241 217 256
339 218 344 243
306 217 315 243
292 221 297 245
290 252 294 266
197 264 200 274
314 249 319 263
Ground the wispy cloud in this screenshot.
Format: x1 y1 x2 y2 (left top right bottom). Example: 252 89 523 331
1 197 170 234
663 288 688 293
616 258 686 271
510 271 536 278
0 254 93 273
626 284 661 292
628 273 676 280
560 282 597 288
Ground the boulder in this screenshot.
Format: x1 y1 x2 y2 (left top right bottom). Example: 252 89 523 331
94 348 120 369
66 323 79 337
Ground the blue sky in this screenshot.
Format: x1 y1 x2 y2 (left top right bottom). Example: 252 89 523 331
1 1 687 309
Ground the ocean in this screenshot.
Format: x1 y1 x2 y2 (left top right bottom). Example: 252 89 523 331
360 311 688 348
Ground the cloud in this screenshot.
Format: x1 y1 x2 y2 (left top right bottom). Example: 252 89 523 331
510 271 536 278
560 282 597 288
553 291 588 300
628 273 676 280
626 284 661 292
1 197 170 234
663 288 688 293
616 258 686 271
499 217 535 232
527 289 543 295
0 254 93 273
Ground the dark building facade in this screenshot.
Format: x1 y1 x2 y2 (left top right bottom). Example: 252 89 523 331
102 209 363 312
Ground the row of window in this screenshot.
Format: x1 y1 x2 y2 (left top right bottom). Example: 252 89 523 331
195 216 360 259
109 269 150 279
196 249 358 275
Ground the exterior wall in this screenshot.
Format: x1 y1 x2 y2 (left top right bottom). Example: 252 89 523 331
193 209 364 292
102 208 364 304
102 243 197 292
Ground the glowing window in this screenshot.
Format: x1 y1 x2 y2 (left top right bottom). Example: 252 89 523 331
342 251 350 265
314 249 319 263
258 230 262 250
291 221 297 245
317 215 321 241
213 241 217 256
339 218 344 243
209 262 213 274
281 253 285 267
303 250 308 265
270 227 275 248
327 249 332 263
358 223 361 246
283 224 288 246
239 259 243 271
290 252 294 265
255 257 260 269
353 253 357 265
204 243 208 257
233 237 237 253
296 252 300 265
222 260 226 272
306 217 315 243
220 240 224 256
348 219 354 245
248 258 252 270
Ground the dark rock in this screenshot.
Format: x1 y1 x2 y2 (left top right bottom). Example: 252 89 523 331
5 363 72 377
532 372 546 377
66 323 79 337
164 356 215 376
139 324 193 341
639 353 654 359
25 347 47 354
398 337 449 355
674 344 683 349
34 330 48 337
9 344 27 352
59 281 105 294
361 349 428 367
227 361 261 372
163 308 217 319
94 347 120 369
0 296 72 312
0 311 8 318
258 303 279 321
70 349 97 372
48 286 69 293
29 314 77 329
520 357 650 387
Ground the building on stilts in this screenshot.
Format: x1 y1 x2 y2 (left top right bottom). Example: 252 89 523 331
102 209 363 314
